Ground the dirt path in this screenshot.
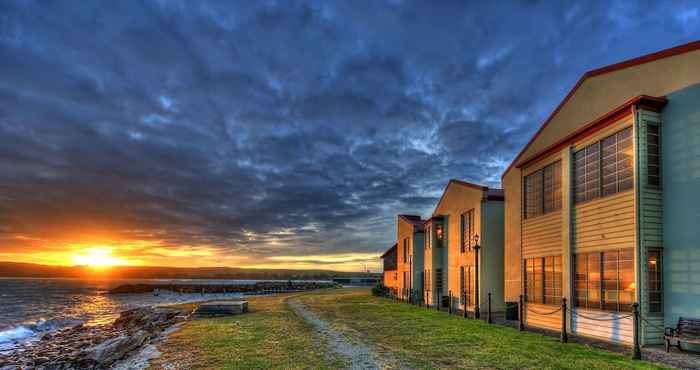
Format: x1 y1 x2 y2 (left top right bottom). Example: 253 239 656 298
288 298 405 370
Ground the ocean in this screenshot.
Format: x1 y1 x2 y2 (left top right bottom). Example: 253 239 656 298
0 277 279 352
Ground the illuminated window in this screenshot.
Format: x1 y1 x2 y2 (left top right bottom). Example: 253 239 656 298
574 249 635 312
435 224 444 247
524 255 561 305
647 250 663 313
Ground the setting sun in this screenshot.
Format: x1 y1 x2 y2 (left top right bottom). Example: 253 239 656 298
72 248 128 268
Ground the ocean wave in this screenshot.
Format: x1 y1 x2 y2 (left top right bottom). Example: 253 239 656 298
0 318 84 350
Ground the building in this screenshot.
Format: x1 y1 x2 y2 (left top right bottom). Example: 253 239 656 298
380 243 398 294
396 215 425 302
502 40 700 345
423 215 446 307
430 180 505 315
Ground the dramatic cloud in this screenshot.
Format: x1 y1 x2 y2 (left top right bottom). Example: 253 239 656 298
1 1 699 270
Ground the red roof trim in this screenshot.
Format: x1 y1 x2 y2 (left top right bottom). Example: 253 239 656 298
502 39 700 179
516 95 667 170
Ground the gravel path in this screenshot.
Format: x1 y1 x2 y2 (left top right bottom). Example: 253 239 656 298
288 299 405 370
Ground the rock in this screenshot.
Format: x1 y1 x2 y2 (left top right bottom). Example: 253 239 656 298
112 307 180 333
84 330 149 366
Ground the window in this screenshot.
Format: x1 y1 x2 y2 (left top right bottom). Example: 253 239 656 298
524 161 561 219
436 268 443 292
574 127 633 203
524 256 561 305
461 210 474 252
574 142 600 203
435 224 444 247
403 238 408 262
459 266 465 303
543 256 562 305
464 265 475 307
647 125 661 187
648 250 663 313
425 225 432 249
574 249 635 312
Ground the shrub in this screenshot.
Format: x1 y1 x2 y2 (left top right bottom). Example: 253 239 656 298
371 283 391 297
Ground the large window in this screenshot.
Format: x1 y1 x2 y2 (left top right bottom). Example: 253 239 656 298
574 249 635 312
647 125 660 187
647 250 663 313
574 127 633 203
524 161 562 219
524 255 561 305
461 209 474 253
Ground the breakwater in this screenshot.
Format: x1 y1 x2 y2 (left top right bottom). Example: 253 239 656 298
108 281 340 294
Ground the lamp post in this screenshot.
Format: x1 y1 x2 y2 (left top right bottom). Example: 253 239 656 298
473 234 481 319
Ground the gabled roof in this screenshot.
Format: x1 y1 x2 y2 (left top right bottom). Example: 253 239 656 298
380 243 397 259
432 179 501 216
502 39 700 179
398 214 424 231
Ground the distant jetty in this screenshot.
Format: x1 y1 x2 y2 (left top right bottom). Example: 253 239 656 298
108 281 340 294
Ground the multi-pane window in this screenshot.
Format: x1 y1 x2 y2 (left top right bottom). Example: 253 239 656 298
436 268 443 292
464 265 475 307
574 142 600 203
425 225 432 250
459 266 465 303
574 127 633 203
435 224 444 247
647 250 663 313
524 255 562 305
402 238 408 262
647 125 661 187
524 161 562 219
424 269 430 290
461 209 474 252
574 249 635 312
543 256 563 305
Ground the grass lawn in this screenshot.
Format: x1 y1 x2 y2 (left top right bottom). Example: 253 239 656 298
151 293 346 370
297 288 669 370
152 288 669 369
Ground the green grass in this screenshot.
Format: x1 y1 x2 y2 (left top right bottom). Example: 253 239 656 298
154 289 669 370
297 289 669 370
152 293 346 370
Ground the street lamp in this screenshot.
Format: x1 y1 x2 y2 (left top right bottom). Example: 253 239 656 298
473 234 481 319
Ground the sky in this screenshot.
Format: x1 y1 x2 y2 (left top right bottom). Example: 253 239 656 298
1 1 699 272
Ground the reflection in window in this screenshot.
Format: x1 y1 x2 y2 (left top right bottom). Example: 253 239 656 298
574 249 635 312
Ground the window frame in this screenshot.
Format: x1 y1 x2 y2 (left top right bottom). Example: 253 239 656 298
573 248 636 313
647 124 661 188
647 249 663 315
461 209 474 253
523 255 562 306
574 126 634 205
524 160 562 219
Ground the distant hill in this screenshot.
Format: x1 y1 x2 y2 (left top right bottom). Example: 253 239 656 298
0 261 380 280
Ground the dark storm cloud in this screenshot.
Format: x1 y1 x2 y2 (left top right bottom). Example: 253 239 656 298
1 0 699 263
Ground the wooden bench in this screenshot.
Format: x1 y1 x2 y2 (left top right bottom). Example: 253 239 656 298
664 317 700 352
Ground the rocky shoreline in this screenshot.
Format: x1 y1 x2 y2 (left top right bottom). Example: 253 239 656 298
0 306 188 370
